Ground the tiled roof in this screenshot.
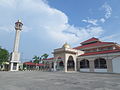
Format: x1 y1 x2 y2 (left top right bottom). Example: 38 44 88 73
42 57 64 60
80 49 120 56
74 42 115 50
24 62 44 66
81 37 99 44
42 57 55 60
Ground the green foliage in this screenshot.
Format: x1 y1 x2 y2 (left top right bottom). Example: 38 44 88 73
32 56 40 64
41 53 49 59
32 53 49 64
33 60 39 64
0 47 9 65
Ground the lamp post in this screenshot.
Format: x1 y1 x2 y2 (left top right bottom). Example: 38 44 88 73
10 20 23 71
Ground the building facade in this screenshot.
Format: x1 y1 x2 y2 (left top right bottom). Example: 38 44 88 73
43 37 120 73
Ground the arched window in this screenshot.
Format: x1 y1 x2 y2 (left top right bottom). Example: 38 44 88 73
94 58 107 69
67 56 75 71
80 59 89 68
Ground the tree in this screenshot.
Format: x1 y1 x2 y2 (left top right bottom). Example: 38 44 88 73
41 53 49 59
32 53 49 64
32 56 39 64
0 47 9 65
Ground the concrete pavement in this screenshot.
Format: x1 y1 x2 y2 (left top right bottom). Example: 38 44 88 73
0 71 120 90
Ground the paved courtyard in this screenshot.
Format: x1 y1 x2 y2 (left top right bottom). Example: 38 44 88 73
0 71 120 90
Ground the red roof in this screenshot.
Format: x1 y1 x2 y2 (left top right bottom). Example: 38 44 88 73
74 42 115 50
42 57 64 60
80 49 120 56
24 62 44 66
42 57 55 60
81 37 99 44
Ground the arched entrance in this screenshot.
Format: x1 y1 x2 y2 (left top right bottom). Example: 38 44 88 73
80 59 90 72
94 58 107 72
94 58 107 69
80 59 89 68
67 56 75 71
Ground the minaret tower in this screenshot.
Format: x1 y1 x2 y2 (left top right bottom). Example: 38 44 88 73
10 20 23 71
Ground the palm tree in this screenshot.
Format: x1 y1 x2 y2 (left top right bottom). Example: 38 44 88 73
33 56 39 64
32 54 49 64
41 53 49 59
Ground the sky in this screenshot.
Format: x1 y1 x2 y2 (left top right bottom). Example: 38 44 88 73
0 0 120 62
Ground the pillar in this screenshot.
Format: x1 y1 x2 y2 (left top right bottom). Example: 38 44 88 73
89 60 94 72
64 56 68 72
16 63 19 71
74 58 77 72
77 60 80 71
54 62 57 71
49 62 52 71
64 54 68 72
10 63 13 71
106 59 113 73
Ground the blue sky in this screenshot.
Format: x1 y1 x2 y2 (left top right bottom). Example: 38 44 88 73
0 0 120 61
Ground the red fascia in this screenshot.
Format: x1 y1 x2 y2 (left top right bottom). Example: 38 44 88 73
24 62 44 66
80 49 120 56
80 37 99 44
42 57 64 60
74 42 114 50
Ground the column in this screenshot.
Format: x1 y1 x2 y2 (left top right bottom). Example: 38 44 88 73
106 59 113 73
64 59 67 72
74 59 77 72
16 63 19 71
54 62 57 71
64 54 68 72
77 60 80 71
49 62 52 71
89 60 94 72
10 63 13 71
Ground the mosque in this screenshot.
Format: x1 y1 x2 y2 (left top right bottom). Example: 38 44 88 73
42 37 120 73
9 20 120 73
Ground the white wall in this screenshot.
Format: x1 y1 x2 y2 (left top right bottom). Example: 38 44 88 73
80 69 90 72
94 69 107 72
112 57 120 73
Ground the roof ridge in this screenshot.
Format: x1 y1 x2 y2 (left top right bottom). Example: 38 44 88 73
81 37 99 44
74 41 115 50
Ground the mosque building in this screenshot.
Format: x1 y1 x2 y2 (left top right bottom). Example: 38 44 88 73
43 37 120 73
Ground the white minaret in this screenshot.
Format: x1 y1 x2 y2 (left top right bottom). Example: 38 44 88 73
10 20 23 71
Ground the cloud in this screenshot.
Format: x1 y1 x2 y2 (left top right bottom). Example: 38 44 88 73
82 18 98 26
0 25 14 32
101 34 120 41
0 0 104 46
83 3 112 24
100 18 106 23
0 0 16 8
102 2 112 19
66 25 103 38
100 33 120 44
